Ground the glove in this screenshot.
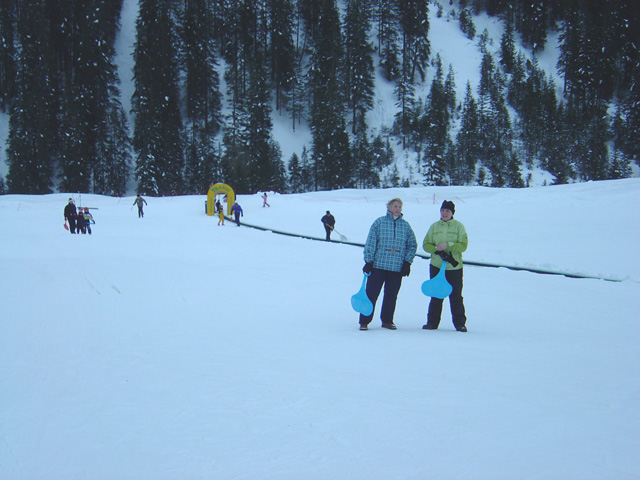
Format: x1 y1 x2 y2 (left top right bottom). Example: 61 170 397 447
401 261 411 277
363 262 373 274
435 250 459 267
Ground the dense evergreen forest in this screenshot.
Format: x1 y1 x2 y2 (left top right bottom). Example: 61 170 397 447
0 0 638 195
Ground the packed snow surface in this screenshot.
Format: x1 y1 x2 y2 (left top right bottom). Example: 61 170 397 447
1 179 640 479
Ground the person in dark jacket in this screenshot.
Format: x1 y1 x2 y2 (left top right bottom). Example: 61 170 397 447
321 211 336 241
359 198 417 331
64 198 77 234
76 209 87 234
230 202 243 226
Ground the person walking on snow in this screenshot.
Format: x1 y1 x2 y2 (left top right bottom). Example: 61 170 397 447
133 194 147 218
358 198 417 331
76 208 87 234
231 202 243 226
321 210 336 241
64 198 77 234
262 192 270 207
422 200 469 332
217 208 225 226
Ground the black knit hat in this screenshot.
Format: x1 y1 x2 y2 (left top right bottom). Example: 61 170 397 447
441 200 455 215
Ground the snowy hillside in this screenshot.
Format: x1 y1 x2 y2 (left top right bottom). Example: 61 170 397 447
1 180 639 479
1 1 636 189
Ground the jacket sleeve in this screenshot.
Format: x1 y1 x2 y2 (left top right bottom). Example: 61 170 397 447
363 219 379 264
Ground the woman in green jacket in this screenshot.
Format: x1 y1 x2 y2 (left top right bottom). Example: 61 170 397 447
422 200 468 332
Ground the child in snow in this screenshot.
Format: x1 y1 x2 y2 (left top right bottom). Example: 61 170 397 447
217 209 225 226
76 209 87 234
83 207 94 234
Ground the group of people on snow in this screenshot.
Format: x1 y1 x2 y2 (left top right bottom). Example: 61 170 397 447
357 198 468 333
63 198 95 234
64 191 468 332
215 197 244 226
64 194 148 235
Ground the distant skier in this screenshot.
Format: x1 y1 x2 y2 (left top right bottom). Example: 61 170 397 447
217 208 225 226
321 210 336 241
231 201 243 226
262 192 270 207
133 194 147 218
64 198 77 234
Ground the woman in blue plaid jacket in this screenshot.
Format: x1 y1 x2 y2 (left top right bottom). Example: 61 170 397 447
359 198 417 331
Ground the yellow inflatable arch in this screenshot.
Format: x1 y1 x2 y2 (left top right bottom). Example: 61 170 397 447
206 183 235 216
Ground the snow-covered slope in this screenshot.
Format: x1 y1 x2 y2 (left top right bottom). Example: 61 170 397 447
1 180 639 479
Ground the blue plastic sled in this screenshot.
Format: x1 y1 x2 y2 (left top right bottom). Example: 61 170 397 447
351 272 374 316
421 261 453 299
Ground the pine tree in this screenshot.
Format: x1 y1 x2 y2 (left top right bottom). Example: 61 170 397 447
540 103 572 185
59 0 131 195
499 9 515 73
371 133 395 170
456 82 481 184
6 1 57 194
516 0 547 53
308 0 352 190
97 105 132 196
579 103 610 181
375 0 400 81
270 0 296 114
505 152 524 187
299 145 313 192
444 64 457 115
132 0 185 195
344 0 375 135
0 0 17 112
422 55 451 185
458 8 476 40
180 0 222 193
287 152 302 192
397 0 430 83
245 57 286 192
352 129 379 188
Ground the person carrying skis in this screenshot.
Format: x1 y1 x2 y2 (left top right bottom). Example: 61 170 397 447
358 198 417 331
230 201 243 226
321 210 336 241
133 194 147 218
64 198 77 234
422 200 469 332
